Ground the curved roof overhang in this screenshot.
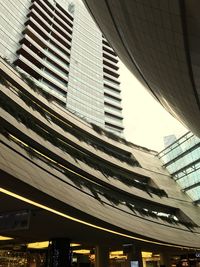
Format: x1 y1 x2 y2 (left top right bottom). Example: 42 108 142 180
0 59 200 250
83 0 200 137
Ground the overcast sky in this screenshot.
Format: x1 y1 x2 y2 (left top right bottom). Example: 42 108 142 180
120 61 187 152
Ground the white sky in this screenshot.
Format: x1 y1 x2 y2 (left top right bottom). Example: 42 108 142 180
120 61 187 152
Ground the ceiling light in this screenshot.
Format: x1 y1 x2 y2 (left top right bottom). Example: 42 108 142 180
73 249 90 254
70 243 81 247
27 241 49 249
0 236 13 241
142 252 153 258
110 251 124 256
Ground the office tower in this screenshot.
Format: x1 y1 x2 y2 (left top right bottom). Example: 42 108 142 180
0 0 124 135
1 1 200 264
163 134 177 148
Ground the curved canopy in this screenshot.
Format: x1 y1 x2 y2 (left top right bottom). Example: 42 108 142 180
83 0 200 137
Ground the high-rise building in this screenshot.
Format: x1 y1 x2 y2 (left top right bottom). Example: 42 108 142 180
163 134 177 148
1 1 200 263
0 0 124 135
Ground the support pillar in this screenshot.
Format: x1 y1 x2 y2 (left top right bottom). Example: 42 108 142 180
124 245 143 267
95 246 109 267
47 238 71 267
160 252 172 267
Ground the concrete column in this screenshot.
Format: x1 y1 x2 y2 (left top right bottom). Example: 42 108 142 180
47 238 71 267
27 253 41 267
125 245 143 267
95 246 109 267
160 252 172 267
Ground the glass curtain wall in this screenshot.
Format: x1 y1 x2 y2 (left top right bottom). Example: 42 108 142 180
158 132 200 204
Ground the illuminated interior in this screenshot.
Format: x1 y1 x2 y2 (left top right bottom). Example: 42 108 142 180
142 252 153 258
110 250 127 260
0 187 197 250
73 249 91 255
27 241 81 249
0 236 13 241
27 241 49 249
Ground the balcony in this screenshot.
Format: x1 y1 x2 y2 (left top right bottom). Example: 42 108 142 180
103 43 117 57
104 97 122 110
103 65 120 78
103 79 120 91
104 106 123 119
102 42 115 54
21 32 70 69
105 119 124 130
18 44 68 83
34 0 73 32
23 22 71 58
103 58 119 71
26 16 71 54
103 74 120 85
104 88 121 100
28 8 72 47
103 51 118 64
31 1 73 40
16 54 68 93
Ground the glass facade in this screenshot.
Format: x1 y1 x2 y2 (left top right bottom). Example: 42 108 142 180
158 132 200 204
0 0 30 62
66 0 105 126
0 0 124 135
